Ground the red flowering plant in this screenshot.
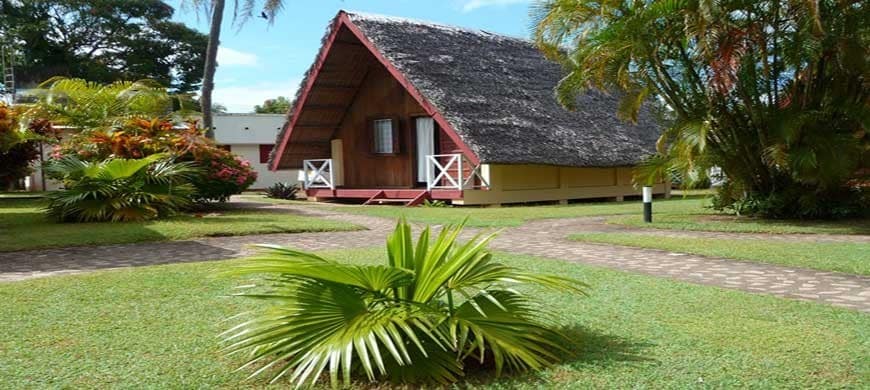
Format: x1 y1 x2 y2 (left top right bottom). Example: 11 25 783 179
51 118 256 202
0 104 62 189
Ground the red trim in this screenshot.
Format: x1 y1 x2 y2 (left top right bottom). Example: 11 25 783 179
406 190 430 207
270 11 480 171
307 188 463 201
269 15 345 171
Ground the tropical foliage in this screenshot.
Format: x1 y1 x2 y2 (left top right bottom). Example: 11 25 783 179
222 220 586 387
52 118 257 202
532 0 869 218
0 0 206 92
264 182 299 200
254 96 291 114
0 104 61 189
45 154 198 222
22 77 196 129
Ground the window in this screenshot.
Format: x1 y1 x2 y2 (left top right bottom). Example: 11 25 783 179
259 144 273 164
372 118 396 154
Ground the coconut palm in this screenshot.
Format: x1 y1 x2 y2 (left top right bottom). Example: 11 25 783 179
45 153 199 222
184 0 286 137
222 220 587 387
532 0 869 218
22 77 194 129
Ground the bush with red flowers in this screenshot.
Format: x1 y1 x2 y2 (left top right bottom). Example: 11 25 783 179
52 118 256 202
0 104 61 189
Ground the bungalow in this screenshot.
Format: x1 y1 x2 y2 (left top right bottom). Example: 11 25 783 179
269 11 669 206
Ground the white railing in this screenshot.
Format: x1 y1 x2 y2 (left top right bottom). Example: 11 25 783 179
426 153 489 191
302 159 334 189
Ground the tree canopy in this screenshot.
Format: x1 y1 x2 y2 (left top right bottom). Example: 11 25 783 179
253 96 290 114
0 0 208 93
533 0 869 218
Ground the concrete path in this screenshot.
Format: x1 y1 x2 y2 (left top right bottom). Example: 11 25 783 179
1 202 868 312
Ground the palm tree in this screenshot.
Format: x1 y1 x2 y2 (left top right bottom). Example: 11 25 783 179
22 77 194 129
186 0 286 138
532 0 869 218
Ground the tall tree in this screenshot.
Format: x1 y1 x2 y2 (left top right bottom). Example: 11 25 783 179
533 0 869 219
0 0 208 93
185 0 285 137
253 96 290 114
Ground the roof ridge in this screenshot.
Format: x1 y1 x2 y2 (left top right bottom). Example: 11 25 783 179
342 9 532 44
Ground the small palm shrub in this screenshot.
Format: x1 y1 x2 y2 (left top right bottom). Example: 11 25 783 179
222 220 587 387
264 182 299 200
45 154 199 222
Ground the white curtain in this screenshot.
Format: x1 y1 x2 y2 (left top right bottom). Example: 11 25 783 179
416 117 435 181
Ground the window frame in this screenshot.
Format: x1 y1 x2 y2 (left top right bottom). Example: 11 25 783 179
368 116 401 155
258 144 273 164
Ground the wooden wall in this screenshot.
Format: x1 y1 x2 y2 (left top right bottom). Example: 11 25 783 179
331 64 468 188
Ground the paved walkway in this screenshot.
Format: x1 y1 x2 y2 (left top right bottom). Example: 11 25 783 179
1 202 868 312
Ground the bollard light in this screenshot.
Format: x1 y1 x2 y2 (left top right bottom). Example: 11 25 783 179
642 186 653 223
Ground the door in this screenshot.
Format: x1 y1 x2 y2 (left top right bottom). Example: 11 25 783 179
415 117 436 186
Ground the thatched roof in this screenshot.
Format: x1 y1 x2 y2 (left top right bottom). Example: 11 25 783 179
271 11 661 169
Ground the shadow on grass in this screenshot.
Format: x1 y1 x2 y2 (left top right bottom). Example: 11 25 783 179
460 324 656 387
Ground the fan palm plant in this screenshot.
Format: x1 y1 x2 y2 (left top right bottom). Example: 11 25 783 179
222 220 587 387
45 153 199 222
22 77 196 129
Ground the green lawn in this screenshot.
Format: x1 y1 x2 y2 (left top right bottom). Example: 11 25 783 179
1 249 866 388
0 199 359 252
572 232 870 275
323 196 712 227
241 193 869 235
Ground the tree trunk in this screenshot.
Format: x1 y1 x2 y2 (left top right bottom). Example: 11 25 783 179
200 0 225 139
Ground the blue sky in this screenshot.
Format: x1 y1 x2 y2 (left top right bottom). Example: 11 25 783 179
172 0 534 112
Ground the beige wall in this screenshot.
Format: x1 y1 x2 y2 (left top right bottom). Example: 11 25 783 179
454 164 668 206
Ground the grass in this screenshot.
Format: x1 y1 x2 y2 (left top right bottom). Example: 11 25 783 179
323 196 712 227
0 248 867 388
0 199 359 252
572 232 870 275
241 193 870 235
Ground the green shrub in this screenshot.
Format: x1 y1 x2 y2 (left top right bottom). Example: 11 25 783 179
222 219 587 387
51 118 256 203
45 154 199 222
264 182 299 200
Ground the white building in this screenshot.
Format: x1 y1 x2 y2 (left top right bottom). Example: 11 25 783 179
213 113 297 189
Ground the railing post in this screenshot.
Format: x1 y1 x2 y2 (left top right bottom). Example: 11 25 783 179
426 155 433 191
303 160 311 189
456 155 463 190
327 159 335 190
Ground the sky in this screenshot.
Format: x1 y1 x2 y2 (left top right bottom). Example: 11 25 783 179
171 0 534 113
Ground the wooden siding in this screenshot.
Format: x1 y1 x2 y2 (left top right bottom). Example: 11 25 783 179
332 65 426 188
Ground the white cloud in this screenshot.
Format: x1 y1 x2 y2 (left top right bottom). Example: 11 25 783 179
217 47 259 67
212 78 301 113
461 0 529 12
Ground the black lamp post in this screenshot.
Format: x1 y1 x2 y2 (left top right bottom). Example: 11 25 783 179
643 186 653 223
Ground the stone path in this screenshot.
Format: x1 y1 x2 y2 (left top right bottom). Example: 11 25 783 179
1 202 868 312
491 218 870 312
570 216 870 244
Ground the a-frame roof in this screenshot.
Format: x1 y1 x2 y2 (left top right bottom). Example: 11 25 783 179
271 10 661 170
